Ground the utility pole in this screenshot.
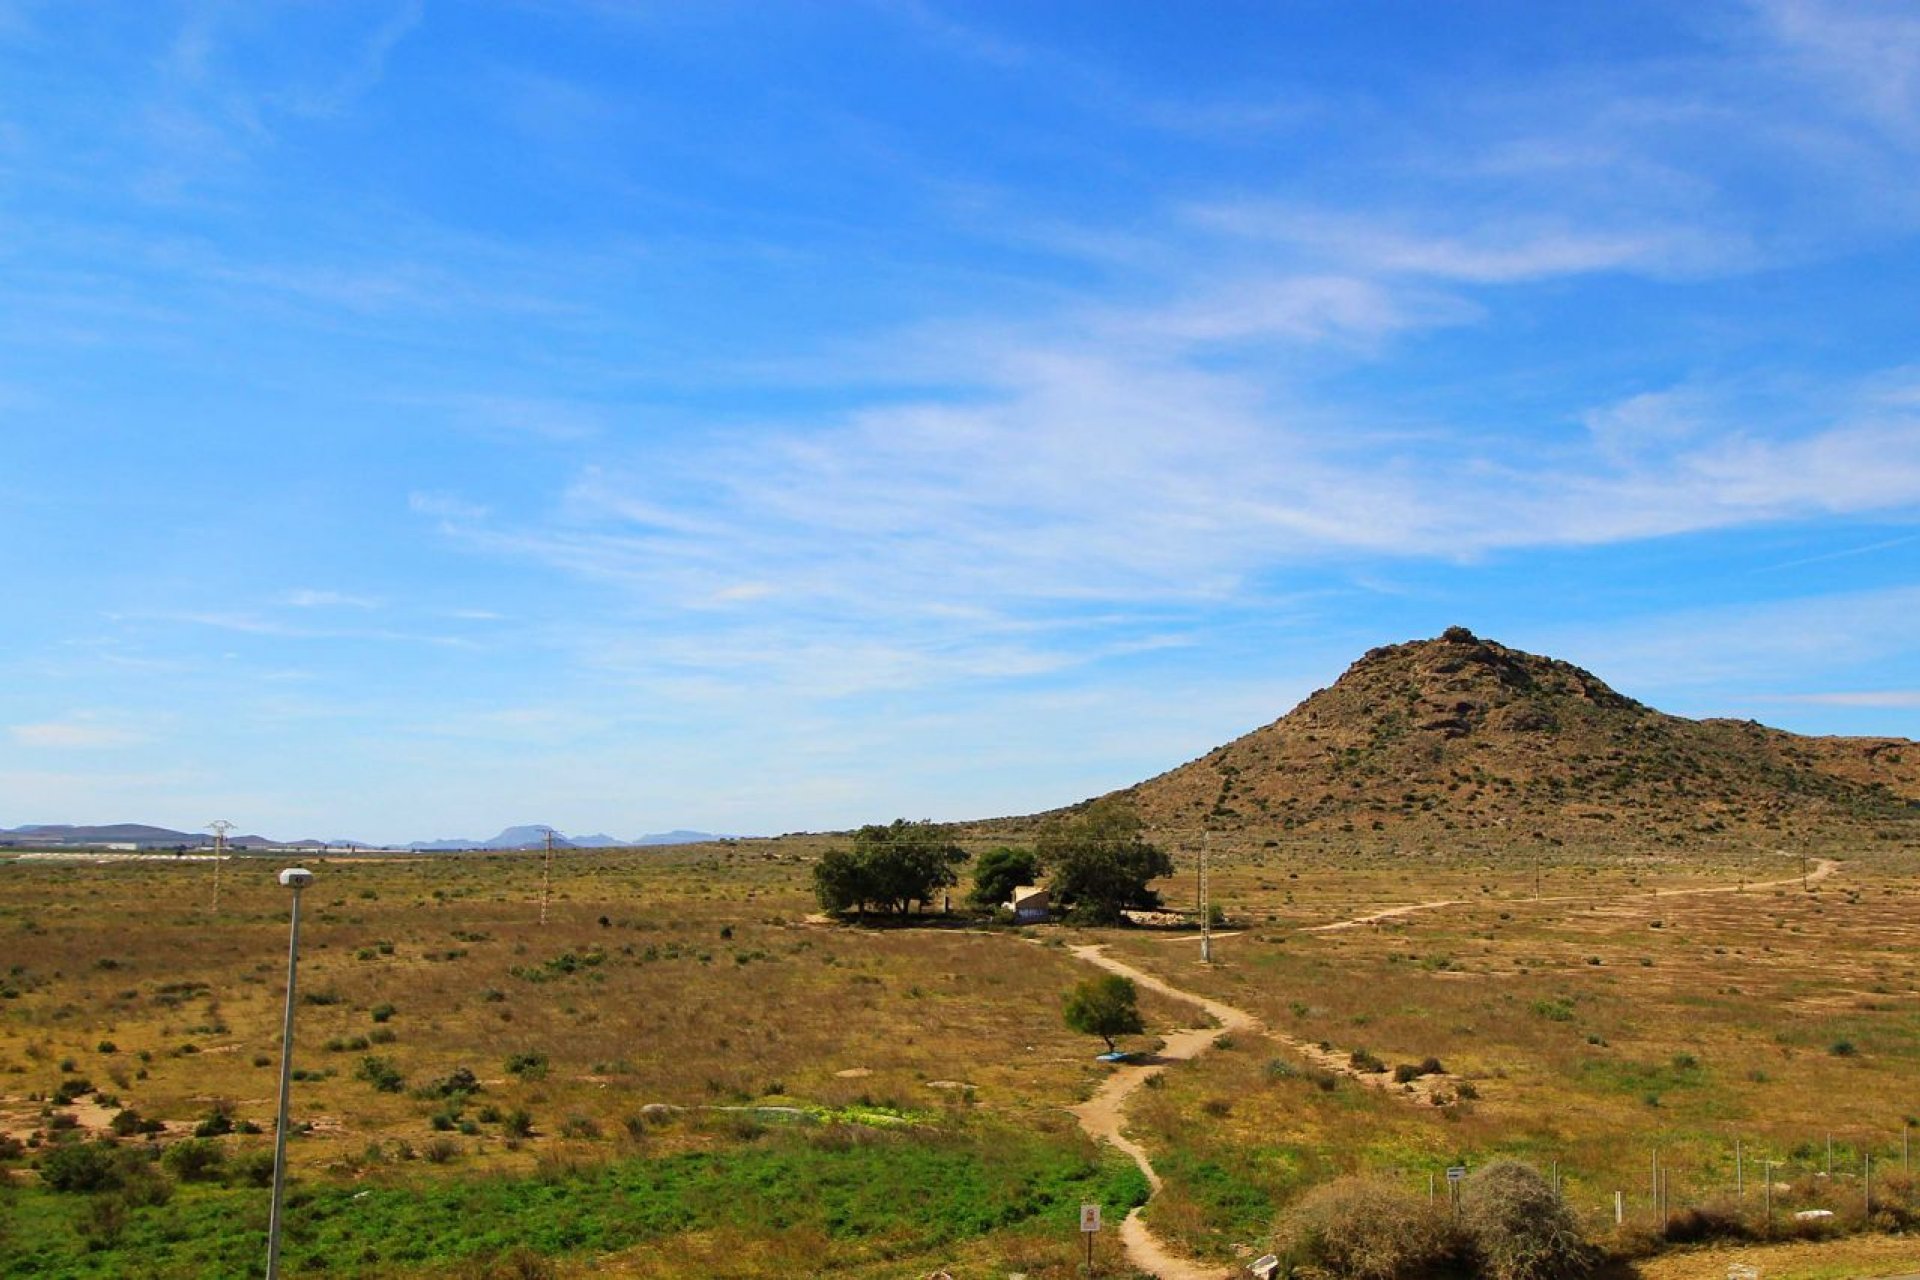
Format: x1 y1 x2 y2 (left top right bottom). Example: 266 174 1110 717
1199 832 1213 964
208 820 233 913
266 867 314 1280
539 827 555 927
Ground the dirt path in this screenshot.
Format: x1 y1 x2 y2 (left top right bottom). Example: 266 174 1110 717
1304 858 1841 933
1306 899 1461 932
1062 933 1485 1279
1066 945 1254 1280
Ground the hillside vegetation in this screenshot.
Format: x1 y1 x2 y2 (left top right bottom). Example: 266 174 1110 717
1112 627 1918 844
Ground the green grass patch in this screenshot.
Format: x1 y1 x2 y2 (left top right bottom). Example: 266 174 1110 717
0 1125 1148 1278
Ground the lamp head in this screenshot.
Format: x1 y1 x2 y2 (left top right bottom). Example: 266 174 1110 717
278 867 314 890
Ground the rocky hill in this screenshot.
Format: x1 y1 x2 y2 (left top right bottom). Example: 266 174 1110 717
1111 627 1918 845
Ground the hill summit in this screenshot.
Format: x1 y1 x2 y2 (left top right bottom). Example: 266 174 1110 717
1116 627 1918 843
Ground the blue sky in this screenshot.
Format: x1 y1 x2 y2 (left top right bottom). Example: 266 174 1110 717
2 1 1916 842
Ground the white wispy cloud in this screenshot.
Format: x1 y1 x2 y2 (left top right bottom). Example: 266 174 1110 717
1759 0 1920 144
10 714 144 749
434 336 1920 645
1185 204 1708 283
1539 585 1920 693
281 589 379 610
1767 691 1920 708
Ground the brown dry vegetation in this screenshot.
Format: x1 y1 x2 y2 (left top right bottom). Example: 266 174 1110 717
1091 836 1920 1270
1104 629 1920 844
0 844 1200 1169
4 828 1920 1279
0 844 1180 1277
5 632 1918 1277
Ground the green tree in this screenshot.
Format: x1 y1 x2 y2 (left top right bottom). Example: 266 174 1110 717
812 820 968 916
1038 798 1173 924
1062 973 1144 1052
969 846 1039 909
811 847 875 915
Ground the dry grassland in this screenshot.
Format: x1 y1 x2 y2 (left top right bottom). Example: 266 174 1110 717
4 831 1918 1279
1088 835 1920 1267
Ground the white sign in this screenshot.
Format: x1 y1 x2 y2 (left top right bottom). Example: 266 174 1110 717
1080 1203 1102 1233
1445 1166 1466 1183
1726 1266 1760 1280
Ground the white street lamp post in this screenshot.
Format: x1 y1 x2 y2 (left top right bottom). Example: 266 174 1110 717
266 867 313 1280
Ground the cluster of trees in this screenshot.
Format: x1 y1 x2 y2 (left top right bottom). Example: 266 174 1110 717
1034 798 1173 924
811 799 1175 924
810 820 968 915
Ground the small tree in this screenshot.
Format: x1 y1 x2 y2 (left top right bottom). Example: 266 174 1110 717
1062 973 1144 1052
970 846 1039 909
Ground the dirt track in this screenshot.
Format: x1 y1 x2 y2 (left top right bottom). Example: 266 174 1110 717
1066 944 1253 1280
1305 857 1841 934
1056 856 1847 1277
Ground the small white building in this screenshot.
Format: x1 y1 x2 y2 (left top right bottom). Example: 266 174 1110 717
1007 885 1049 924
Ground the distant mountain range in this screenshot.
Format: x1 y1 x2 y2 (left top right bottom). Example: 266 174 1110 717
404 826 726 851
0 823 728 851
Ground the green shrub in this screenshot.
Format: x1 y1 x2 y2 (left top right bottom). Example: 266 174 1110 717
227 1150 276 1188
505 1051 549 1080
162 1139 227 1183
193 1105 236 1138
354 1055 405 1093
424 1066 480 1098
40 1142 124 1193
51 1077 94 1106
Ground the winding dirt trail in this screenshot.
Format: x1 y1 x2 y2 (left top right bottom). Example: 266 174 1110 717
1065 945 1256 1280
1304 858 1840 934
1054 856 1846 1275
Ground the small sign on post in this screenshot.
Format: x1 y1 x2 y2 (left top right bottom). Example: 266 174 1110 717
1446 1165 1466 1215
1080 1202 1101 1270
